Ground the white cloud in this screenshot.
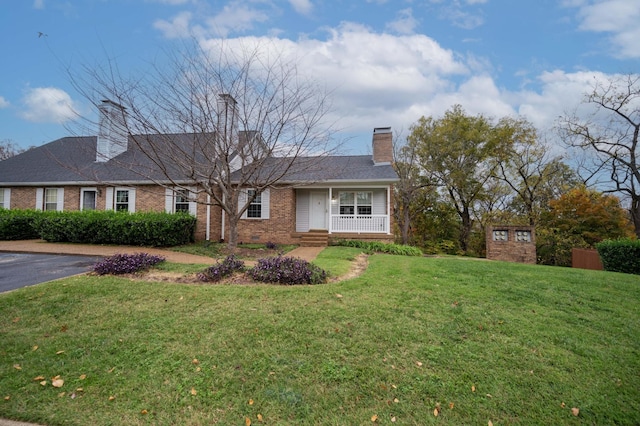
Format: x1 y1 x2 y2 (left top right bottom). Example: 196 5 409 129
571 0 640 58
289 0 313 15
385 8 419 35
0 96 9 109
33 0 44 9
204 2 270 37
20 87 77 123
154 11 193 39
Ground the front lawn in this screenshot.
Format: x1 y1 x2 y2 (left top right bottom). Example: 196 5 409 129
1 249 639 425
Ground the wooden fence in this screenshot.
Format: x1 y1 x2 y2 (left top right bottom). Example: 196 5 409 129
572 248 603 271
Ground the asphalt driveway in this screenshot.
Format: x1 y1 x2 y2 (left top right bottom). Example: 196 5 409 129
0 253 100 293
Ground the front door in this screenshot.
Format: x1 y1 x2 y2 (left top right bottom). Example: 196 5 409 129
310 192 327 230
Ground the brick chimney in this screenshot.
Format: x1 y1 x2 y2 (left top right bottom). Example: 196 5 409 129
96 100 128 162
372 127 393 165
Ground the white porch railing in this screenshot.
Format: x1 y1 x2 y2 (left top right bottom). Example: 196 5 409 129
330 215 388 233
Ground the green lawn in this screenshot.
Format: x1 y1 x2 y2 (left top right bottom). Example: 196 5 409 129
1 249 639 425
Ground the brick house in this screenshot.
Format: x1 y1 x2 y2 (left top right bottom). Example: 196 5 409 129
0 102 399 246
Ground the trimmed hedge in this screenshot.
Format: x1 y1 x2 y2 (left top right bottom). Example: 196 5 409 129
0 209 196 247
0 209 43 240
595 238 640 275
332 239 423 256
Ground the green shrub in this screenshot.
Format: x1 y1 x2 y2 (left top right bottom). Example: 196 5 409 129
332 239 422 256
33 210 196 247
0 209 42 240
596 239 640 275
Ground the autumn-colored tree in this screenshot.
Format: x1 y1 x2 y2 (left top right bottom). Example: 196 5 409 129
537 186 634 266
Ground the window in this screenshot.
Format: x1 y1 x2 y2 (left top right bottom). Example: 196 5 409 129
115 190 129 212
81 189 97 211
247 190 262 218
0 189 5 209
174 189 190 213
45 188 58 211
339 191 372 216
240 188 269 219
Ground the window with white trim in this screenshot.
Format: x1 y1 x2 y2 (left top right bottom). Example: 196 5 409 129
239 188 270 219
115 189 130 212
165 188 197 215
81 188 97 211
339 191 372 216
0 188 6 209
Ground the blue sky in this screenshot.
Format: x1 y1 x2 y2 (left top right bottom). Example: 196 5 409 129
1 0 638 154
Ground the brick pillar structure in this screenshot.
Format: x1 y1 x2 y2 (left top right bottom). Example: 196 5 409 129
486 225 536 264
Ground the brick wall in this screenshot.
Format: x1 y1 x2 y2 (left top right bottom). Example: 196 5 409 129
231 187 297 244
486 225 536 264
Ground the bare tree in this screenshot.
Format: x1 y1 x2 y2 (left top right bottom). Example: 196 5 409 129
0 139 24 161
558 73 640 237
70 39 337 249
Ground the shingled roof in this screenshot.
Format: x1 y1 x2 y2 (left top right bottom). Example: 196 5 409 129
0 134 398 185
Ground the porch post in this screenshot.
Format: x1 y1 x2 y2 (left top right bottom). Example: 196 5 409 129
386 185 391 234
328 187 333 234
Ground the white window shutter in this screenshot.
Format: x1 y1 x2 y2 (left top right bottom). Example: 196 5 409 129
261 188 270 219
238 189 248 219
105 188 114 210
56 188 64 211
165 188 173 213
3 188 10 209
35 188 43 210
188 188 197 216
128 189 136 212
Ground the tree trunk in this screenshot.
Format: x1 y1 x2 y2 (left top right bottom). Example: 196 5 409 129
631 198 640 239
459 207 472 253
400 198 411 245
225 212 240 251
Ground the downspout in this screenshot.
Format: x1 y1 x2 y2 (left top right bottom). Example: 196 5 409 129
206 194 211 241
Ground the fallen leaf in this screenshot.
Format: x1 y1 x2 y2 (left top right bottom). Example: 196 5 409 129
79 374 87 380
108 367 115 373
4 396 10 401
371 414 379 422
393 398 399 403
71 393 76 399
108 396 116 401
472 385 476 392
76 388 83 392
141 409 148 415
257 413 263 422
196 367 201 372
245 417 251 426
486 394 493 398
39 381 47 386
449 402 455 409
192 359 199 365
32 346 39 351
56 351 65 355
433 408 439 417
488 421 493 426
58 392 66 398
33 376 45 381
336 294 343 298
416 361 423 367
52 379 64 388
561 402 566 408
12 317 20 323
391 416 397 422
249 398 254 405
571 407 579 416
13 364 21 371
190 388 197 396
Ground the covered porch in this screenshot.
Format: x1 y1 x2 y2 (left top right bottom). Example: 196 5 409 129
295 186 393 236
